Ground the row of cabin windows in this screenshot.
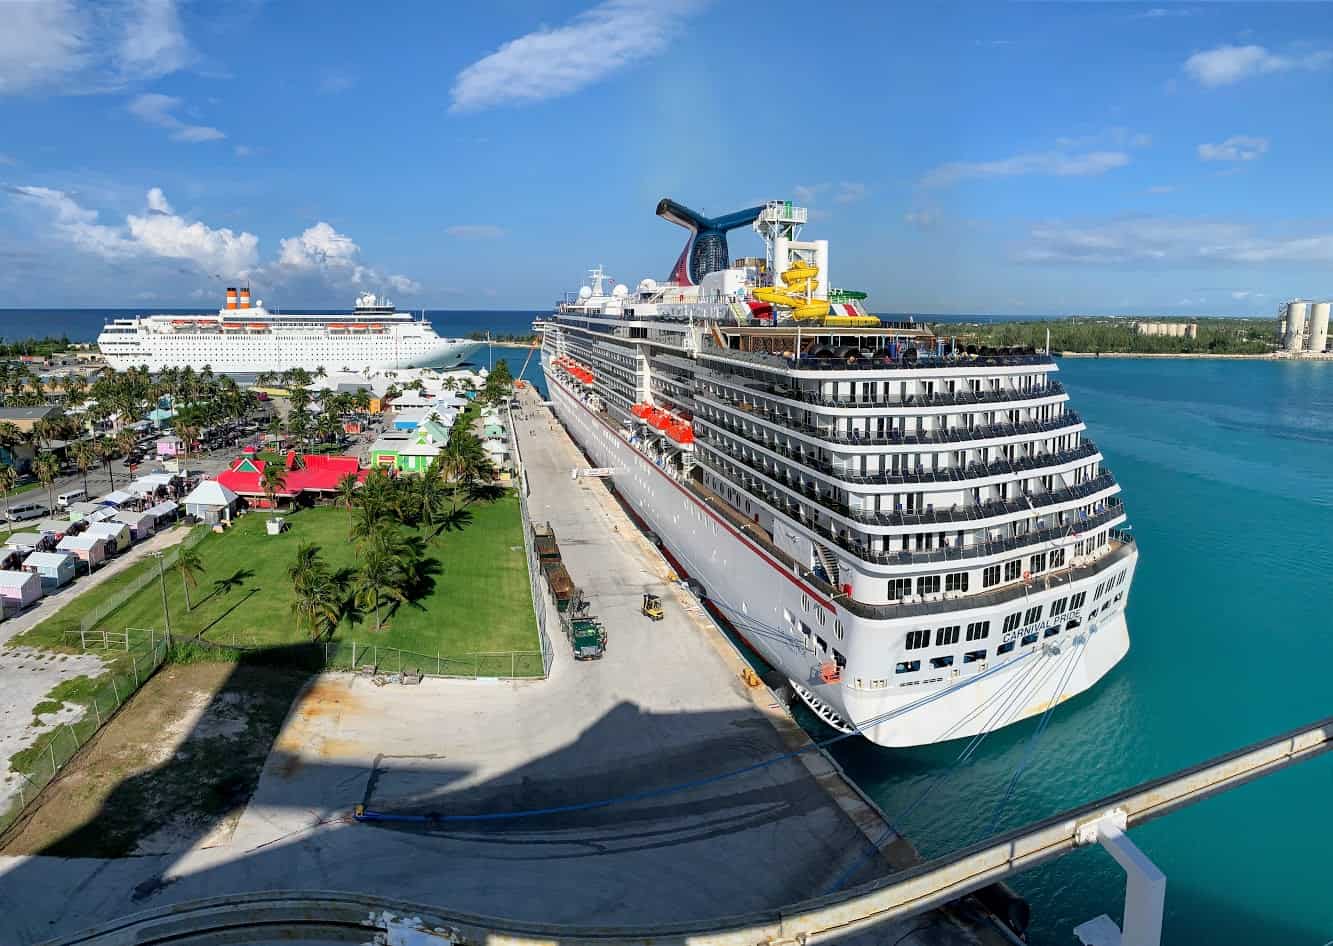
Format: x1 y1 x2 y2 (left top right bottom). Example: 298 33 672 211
889 541 1080 602
896 611 1092 676
905 619 990 652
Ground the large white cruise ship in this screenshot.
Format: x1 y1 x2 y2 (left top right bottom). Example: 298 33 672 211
540 199 1138 748
97 288 481 373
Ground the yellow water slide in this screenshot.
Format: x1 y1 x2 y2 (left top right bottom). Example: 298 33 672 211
751 259 831 320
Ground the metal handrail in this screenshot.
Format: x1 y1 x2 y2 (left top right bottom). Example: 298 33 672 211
697 391 1084 447
700 373 1068 412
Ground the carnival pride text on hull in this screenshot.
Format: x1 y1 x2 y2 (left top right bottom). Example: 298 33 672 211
539 198 1137 747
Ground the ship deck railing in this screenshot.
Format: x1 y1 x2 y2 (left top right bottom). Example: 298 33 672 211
699 432 1100 488
684 475 1134 620
699 345 1055 374
695 433 1118 528
704 375 1068 411
697 391 1084 447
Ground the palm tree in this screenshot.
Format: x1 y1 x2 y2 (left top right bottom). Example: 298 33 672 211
96 436 120 489
411 456 453 538
260 459 287 515
176 547 205 611
353 523 413 633
0 463 16 523
287 542 339 640
70 440 94 497
174 405 203 468
33 452 59 512
335 472 359 528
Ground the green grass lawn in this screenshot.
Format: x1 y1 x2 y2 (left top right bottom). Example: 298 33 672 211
16 496 538 661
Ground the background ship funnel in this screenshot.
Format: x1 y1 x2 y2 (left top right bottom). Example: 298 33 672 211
656 198 765 286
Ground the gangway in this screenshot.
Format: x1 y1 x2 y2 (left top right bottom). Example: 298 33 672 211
571 467 616 480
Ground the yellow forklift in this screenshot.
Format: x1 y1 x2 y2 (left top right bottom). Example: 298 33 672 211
640 592 664 621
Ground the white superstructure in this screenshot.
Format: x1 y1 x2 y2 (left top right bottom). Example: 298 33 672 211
540 200 1139 748
98 289 481 373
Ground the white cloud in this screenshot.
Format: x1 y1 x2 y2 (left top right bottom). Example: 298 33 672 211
446 224 506 239
319 71 357 94
922 150 1129 188
0 0 191 96
1017 216 1333 265
1183 44 1331 87
1197 135 1269 162
271 222 419 295
8 185 136 259
128 93 224 142
234 145 254 158
1056 127 1151 150
792 183 824 205
904 209 938 230
117 0 191 82
834 181 868 204
1136 7 1194 18
10 186 419 296
449 0 705 112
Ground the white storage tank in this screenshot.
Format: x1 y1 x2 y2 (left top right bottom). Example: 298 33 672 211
1285 301 1310 351
1309 301 1331 353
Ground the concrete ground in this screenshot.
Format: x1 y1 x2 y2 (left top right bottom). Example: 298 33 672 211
0 392 1005 946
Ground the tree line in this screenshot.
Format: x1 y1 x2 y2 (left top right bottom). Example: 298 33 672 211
929 318 1278 355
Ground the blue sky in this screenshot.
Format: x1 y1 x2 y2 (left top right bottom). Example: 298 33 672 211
2 1 1331 315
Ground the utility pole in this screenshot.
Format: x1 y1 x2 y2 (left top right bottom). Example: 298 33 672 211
153 552 172 641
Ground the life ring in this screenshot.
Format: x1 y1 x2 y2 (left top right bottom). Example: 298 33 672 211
1022 570 1032 582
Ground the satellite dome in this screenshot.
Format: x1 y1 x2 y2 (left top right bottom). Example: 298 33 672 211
612 283 629 298
638 278 658 293
578 285 593 300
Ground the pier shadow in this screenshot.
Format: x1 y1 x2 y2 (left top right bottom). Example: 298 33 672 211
0 650 907 945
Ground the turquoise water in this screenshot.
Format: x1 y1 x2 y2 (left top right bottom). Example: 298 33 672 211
828 358 1333 944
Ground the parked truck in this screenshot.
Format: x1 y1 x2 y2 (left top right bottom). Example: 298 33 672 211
561 589 606 660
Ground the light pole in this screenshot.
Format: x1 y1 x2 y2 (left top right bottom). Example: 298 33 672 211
151 551 172 641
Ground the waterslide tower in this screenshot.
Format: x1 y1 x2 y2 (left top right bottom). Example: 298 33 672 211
753 200 829 297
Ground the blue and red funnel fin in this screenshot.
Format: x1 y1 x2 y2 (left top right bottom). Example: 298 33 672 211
656 198 765 286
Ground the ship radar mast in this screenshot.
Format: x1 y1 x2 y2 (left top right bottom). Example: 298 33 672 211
586 265 611 297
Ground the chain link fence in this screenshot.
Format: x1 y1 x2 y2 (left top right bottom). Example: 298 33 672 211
78 525 208 637
0 629 170 837
510 401 557 677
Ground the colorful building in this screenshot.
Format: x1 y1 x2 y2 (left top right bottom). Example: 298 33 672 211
216 451 368 507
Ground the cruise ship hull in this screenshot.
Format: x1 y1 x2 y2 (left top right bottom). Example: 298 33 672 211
543 363 1136 748
98 336 481 374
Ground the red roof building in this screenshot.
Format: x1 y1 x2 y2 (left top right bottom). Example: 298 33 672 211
217 451 367 506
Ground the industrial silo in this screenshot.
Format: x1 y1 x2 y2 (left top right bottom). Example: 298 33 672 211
1286 301 1310 351
1309 301 1331 353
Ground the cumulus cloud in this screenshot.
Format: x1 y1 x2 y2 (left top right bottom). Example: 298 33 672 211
9 186 419 295
128 93 225 142
1183 44 1331 87
0 0 191 96
449 0 705 112
1017 216 1333 265
270 222 420 295
922 150 1129 188
1197 135 1269 162
446 224 506 239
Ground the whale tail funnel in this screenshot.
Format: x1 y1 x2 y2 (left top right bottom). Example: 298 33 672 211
656 198 765 286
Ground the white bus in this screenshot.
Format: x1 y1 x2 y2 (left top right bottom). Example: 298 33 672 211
56 489 86 508
5 500 47 522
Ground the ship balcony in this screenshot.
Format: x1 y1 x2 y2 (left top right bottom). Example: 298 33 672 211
695 430 1118 534
698 345 1056 377
686 474 1135 619
699 372 1068 416
696 391 1083 452
697 451 1128 570
702 425 1101 491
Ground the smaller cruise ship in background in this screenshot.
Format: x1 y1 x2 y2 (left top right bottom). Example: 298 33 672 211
97 288 480 374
